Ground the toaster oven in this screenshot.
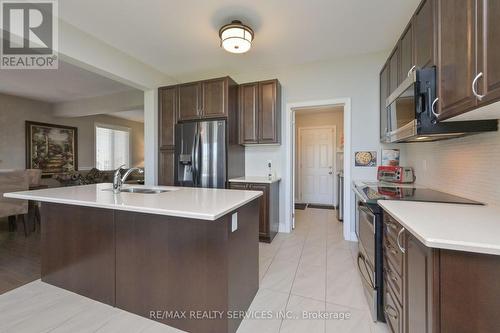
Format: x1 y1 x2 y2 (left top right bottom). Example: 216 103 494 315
377 166 415 184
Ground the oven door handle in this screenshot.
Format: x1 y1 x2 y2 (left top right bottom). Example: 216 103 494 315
358 205 376 234
357 253 375 290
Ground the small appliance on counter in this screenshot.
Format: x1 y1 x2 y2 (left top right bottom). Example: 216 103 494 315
377 166 415 184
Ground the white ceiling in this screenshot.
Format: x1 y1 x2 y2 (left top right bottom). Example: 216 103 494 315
0 61 138 103
59 0 420 80
109 110 145 123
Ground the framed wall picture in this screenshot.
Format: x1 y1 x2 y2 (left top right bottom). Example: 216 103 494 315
25 121 78 177
354 151 377 167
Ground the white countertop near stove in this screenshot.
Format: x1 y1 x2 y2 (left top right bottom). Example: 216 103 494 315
4 183 262 221
228 176 281 184
378 200 500 255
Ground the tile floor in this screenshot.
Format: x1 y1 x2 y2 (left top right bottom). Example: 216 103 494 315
0 208 389 333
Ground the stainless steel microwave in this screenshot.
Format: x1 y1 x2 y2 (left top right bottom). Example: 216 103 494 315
384 67 497 143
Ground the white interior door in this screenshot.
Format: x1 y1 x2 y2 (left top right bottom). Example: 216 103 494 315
300 127 335 205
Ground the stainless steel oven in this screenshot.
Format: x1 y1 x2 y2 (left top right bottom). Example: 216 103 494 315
355 194 385 322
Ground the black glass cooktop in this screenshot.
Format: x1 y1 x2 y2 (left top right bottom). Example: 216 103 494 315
355 182 483 205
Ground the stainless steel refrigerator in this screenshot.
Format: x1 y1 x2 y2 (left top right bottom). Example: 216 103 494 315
174 119 244 188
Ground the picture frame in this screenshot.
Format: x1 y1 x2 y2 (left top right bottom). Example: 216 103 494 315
25 121 78 177
354 151 377 167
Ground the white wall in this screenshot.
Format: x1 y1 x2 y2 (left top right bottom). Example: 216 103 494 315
178 51 388 238
403 130 500 205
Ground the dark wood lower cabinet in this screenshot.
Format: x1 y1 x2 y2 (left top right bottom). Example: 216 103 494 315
40 200 260 333
229 181 279 243
383 212 500 333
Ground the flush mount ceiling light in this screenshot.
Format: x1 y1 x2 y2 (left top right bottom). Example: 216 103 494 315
219 20 254 54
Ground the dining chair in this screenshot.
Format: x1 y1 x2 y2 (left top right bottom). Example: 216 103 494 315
0 170 29 236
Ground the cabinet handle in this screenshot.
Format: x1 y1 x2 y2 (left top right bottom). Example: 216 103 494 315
397 227 406 254
431 97 439 118
384 304 398 320
472 72 485 100
407 65 416 78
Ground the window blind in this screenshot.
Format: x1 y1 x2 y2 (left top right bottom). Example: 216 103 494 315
95 125 130 170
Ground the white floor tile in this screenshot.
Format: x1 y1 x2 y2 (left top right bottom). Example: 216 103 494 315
0 207 381 333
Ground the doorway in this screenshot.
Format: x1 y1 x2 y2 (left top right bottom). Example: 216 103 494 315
284 98 351 240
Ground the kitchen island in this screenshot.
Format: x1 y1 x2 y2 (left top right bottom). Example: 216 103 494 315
4 183 262 333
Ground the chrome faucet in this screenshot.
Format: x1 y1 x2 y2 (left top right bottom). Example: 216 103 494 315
113 164 144 194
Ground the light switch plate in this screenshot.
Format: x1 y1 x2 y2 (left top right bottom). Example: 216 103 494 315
231 213 238 232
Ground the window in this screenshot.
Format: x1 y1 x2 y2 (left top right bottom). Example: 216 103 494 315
95 124 130 170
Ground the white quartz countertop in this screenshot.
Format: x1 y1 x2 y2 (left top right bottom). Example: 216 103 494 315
4 183 262 221
228 176 281 184
378 200 500 255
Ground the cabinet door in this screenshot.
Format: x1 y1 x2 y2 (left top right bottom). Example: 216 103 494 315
239 83 259 144
158 149 175 186
178 83 201 121
201 78 227 118
389 46 400 93
248 183 269 240
258 80 281 144
405 232 435 333
414 0 436 68
399 23 414 84
476 0 500 104
436 0 477 120
380 62 390 142
159 87 177 149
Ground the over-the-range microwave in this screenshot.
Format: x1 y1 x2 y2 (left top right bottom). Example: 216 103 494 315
383 66 497 143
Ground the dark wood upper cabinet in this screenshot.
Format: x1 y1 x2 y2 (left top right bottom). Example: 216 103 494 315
414 0 436 68
436 0 477 120
177 77 236 121
159 86 177 149
476 0 500 105
239 83 259 144
389 46 400 93
399 23 414 85
380 62 390 142
178 82 201 121
258 80 281 144
239 79 281 145
201 78 228 118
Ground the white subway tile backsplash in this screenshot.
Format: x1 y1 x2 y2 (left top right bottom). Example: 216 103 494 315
404 131 500 205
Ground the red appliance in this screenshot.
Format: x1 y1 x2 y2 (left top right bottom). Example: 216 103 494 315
377 166 415 184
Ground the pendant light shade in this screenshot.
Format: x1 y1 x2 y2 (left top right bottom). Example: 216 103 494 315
219 20 254 54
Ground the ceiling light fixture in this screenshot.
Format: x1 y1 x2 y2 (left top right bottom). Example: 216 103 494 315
219 20 254 54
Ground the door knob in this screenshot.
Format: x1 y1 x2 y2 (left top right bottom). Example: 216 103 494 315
329 171 333 175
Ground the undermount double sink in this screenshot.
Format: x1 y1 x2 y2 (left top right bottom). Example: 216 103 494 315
120 188 170 194
104 188 171 194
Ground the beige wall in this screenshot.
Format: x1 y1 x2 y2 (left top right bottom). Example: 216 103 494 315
294 106 344 201
0 93 144 171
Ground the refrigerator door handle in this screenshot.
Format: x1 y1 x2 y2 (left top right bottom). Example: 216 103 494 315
195 128 201 186
191 125 198 186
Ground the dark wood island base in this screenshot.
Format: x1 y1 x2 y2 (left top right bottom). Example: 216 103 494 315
41 198 260 333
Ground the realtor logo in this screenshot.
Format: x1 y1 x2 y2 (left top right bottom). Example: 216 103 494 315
1 0 58 69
